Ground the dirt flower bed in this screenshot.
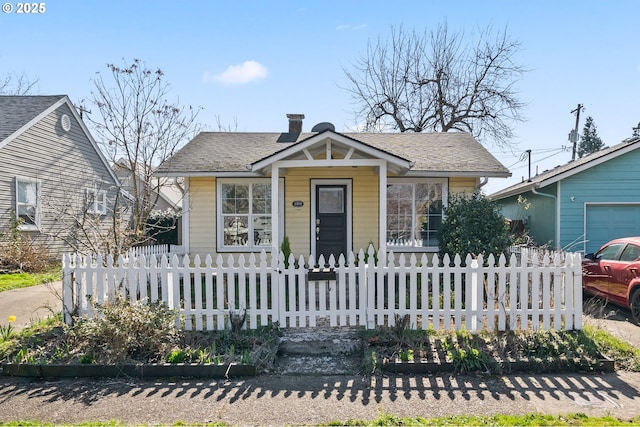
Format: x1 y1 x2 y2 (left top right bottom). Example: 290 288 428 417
0 296 281 372
362 317 608 374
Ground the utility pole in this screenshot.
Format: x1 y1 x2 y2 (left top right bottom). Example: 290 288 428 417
570 104 583 161
526 149 532 182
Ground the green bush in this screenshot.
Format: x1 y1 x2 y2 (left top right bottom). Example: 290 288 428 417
438 192 513 263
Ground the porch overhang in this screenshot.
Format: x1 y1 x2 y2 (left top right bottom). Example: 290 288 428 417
250 130 413 175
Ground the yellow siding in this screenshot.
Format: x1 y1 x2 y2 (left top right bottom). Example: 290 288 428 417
186 173 480 259
188 177 216 257
449 177 479 194
282 167 379 257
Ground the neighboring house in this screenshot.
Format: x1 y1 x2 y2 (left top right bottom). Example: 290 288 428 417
491 136 640 255
0 95 123 258
155 114 510 261
113 159 183 247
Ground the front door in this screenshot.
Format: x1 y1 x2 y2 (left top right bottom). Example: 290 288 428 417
315 185 347 263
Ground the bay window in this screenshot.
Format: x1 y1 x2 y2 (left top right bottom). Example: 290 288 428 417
387 179 446 249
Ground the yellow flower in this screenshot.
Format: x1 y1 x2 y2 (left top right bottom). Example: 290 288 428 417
8 315 16 323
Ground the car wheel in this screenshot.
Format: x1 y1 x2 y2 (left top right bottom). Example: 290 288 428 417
630 288 640 325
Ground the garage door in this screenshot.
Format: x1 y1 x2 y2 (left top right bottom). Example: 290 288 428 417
585 204 640 253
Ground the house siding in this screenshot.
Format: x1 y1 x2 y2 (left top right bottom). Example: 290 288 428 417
187 177 216 258
187 173 479 260
559 148 640 253
0 104 120 258
449 177 479 194
497 187 558 248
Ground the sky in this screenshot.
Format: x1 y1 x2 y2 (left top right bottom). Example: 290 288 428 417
2 0 639 194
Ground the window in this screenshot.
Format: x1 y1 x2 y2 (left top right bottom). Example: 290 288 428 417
619 244 640 262
218 180 273 250
596 243 624 261
15 177 41 230
387 180 446 249
86 189 107 215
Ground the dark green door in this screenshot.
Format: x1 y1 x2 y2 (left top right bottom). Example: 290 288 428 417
315 185 347 263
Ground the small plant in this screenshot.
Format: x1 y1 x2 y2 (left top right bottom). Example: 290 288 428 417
280 236 292 268
398 348 414 362
0 315 16 341
80 353 96 364
166 349 187 363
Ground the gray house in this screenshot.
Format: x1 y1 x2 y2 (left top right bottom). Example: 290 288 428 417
0 95 123 258
491 136 640 255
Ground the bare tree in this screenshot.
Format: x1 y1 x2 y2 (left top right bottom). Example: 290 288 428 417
0 71 38 95
85 58 201 244
343 23 527 146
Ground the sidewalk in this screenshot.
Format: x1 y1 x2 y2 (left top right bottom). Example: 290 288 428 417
0 281 62 330
0 372 639 425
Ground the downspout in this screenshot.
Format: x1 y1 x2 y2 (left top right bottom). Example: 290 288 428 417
531 185 559 250
476 177 489 191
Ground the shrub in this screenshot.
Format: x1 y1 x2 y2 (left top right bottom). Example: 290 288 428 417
0 216 51 273
438 192 513 263
74 294 180 363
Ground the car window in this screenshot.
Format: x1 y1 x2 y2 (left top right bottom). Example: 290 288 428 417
595 243 625 261
619 244 640 262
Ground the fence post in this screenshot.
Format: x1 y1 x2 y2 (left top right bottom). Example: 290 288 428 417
61 254 74 325
573 253 583 329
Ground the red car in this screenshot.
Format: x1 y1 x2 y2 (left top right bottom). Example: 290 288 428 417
582 237 640 324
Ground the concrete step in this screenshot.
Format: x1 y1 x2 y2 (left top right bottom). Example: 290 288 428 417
276 328 363 375
276 354 362 375
278 328 362 356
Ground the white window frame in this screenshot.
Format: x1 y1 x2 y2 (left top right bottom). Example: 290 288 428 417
15 176 41 231
386 178 448 252
86 188 107 215
216 178 284 252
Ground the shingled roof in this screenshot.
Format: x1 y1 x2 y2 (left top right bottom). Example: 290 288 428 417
490 136 640 199
0 95 66 143
156 130 510 177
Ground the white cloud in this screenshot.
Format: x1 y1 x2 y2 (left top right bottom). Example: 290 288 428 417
204 60 268 85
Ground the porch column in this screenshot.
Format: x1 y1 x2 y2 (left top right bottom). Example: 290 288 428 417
271 164 280 256
378 161 387 258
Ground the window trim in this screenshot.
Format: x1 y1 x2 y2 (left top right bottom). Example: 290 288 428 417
216 178 284 252
386 178 448 252
86 188 107 215
15 176 41 231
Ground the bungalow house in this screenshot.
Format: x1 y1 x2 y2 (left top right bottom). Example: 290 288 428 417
0 95 123 258
490 136 640 255
155 114 511 262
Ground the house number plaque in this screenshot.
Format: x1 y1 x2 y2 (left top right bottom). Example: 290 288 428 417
292 200 304 207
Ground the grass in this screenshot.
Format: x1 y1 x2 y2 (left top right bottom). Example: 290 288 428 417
582 324 640 371
330 412 640 426
2 413 640 426
0 266 61 292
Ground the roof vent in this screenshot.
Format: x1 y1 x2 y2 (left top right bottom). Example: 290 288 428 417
60 114 71 132
311 122 335 132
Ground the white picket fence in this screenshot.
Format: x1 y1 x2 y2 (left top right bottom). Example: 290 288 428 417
62 248 583 333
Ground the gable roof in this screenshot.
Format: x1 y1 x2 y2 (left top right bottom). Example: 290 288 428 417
0 95 120 184
0 95 67 144
156 130 510 178
490 136 640 200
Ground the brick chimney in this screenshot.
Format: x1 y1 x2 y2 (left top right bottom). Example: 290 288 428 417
286 114 305 134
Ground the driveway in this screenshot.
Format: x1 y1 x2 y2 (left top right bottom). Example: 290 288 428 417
0 281 62 331
583 296 640 349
